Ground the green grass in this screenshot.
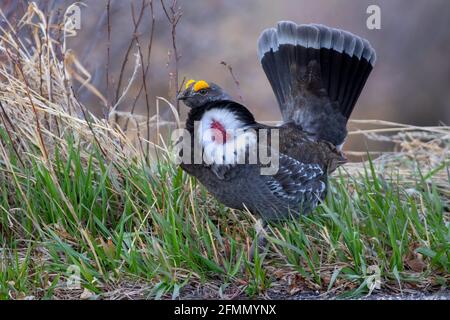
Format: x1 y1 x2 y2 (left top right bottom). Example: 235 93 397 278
0 129 448 299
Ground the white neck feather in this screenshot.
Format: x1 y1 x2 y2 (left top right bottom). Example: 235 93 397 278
198 108 256 165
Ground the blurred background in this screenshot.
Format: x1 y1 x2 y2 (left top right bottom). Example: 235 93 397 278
2 0 450 152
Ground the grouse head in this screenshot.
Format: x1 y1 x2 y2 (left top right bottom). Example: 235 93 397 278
177 79 231 108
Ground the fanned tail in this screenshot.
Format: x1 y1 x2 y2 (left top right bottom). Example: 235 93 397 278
258 21 376 146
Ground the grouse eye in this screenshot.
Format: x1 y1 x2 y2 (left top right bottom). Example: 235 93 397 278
199 89 208 95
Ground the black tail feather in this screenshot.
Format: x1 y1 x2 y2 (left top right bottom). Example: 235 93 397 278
258 22 376 146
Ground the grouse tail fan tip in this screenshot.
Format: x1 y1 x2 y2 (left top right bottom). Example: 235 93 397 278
258 21 376 146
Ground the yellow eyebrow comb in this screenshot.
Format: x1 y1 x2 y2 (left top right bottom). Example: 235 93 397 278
185 79 196 89
193 80 210 92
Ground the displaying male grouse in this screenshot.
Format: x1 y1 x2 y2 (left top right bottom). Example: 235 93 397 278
177 22 376 232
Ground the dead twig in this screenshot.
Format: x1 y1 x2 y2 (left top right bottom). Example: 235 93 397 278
220 61 245 103
105 0 112 117
114 0 148 106
131 1 152 162
160 0 182 113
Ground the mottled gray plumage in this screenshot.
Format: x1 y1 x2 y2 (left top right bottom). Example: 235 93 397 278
180 101 345 221
177 21 376 222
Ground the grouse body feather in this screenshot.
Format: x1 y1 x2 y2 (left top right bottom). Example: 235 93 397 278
177 21 376 222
